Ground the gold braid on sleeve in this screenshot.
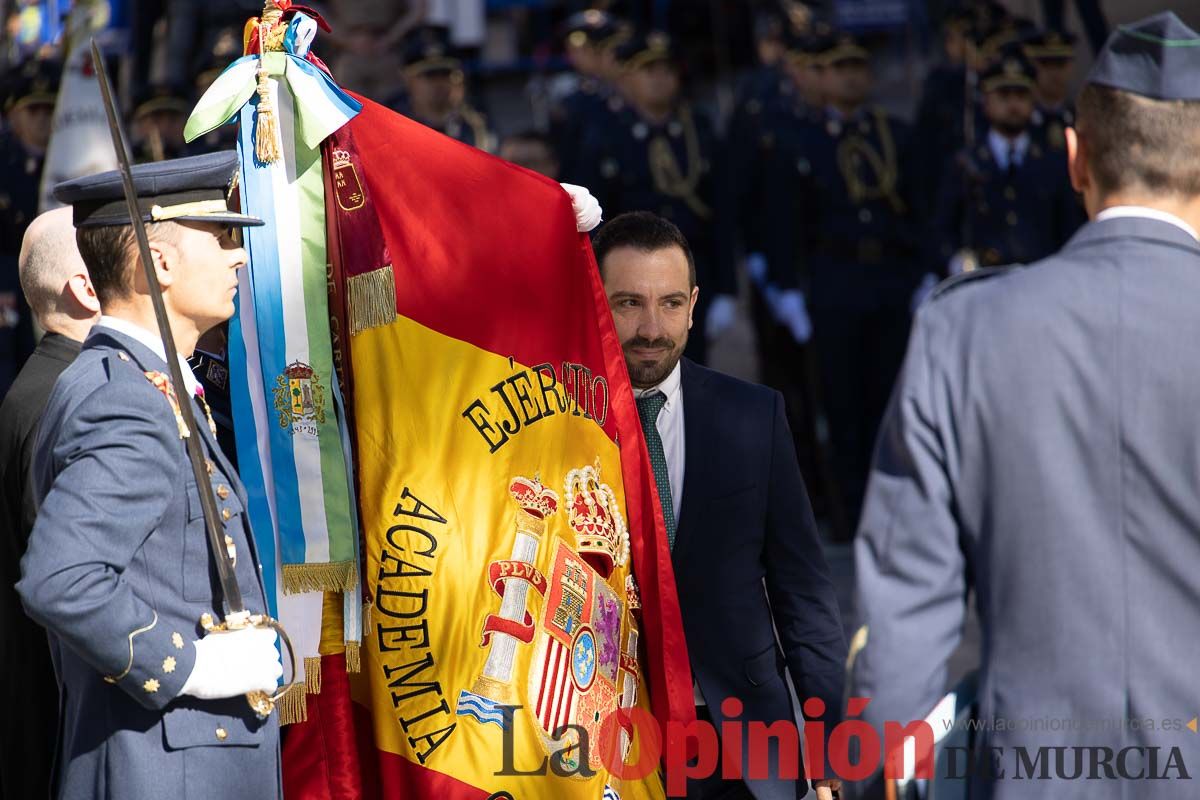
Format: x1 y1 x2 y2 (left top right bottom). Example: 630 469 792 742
104 610 159 684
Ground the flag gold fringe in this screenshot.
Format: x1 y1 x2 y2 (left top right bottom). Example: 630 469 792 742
304 656 322 694
345 640 361 673
253 65 280 165
253 2 283 165
277 681 308 726
282 560 357 594
362 597 373 633
348 265 397 335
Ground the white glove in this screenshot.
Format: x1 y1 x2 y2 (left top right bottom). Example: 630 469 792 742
560 182 603 232
911 272 939 313
768 288 812 344
947 249 977 275
705 294 738 341
179 627 283 700
744 252 768 287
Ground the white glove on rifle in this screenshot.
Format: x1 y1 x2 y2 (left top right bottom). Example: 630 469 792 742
180 626 283 700
705 294 738 341
560 183 603 232
767 287 813 344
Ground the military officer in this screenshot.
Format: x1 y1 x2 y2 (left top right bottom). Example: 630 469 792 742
17 151 284 800
191 322 239 466
763 30 922 527
851 14 1200 798
548 9 627 184
389 25 497 153
930 50 1083 271
1023 27 1078 152
575 30 734 365
129 85 192 163
910 6 974 221
0 58 59 400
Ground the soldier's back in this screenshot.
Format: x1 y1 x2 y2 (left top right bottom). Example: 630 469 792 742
923 216 1200 795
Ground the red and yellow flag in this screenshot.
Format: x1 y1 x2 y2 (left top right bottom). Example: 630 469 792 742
317 97 694 798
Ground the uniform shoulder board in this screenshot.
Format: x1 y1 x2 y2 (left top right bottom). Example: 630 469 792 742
930 266 1011 301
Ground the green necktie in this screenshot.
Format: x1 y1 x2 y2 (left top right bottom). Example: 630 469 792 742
636 391 677 548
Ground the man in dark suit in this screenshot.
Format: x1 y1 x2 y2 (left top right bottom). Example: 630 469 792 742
594 211 847 800
851 13 1200 798
0 207 100 799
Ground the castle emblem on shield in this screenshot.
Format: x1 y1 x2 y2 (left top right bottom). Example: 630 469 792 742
273 360 326 435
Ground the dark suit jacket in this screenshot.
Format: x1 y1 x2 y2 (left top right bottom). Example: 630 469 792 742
673 359 847 799
0 332 80 799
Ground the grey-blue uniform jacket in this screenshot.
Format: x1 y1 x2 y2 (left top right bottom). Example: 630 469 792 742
17 326 281 800
851 215 1200 798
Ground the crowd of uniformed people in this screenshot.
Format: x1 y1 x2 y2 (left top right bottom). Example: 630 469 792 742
0 0 1090 533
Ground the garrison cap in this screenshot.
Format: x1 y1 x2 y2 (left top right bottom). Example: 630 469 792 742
53 151 263 229
1086 11 1200 101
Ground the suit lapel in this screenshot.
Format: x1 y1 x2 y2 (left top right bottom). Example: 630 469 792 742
675 359 715 558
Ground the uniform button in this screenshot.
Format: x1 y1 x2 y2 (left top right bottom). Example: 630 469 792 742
216 727 228 741
1004 186 1016 200
858 208 872 223
205 460 215 475
216 485 230 500
1006 211 1019 226
222 508 232 521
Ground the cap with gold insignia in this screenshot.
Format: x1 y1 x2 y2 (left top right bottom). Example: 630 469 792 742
1 58 60 113
402 25 461 76
52 151 263 229
563 9 620 48
1022 28 1078 61
616 30 676 71
980 49 1036 92
1086 11 1200 101
785 21 834 64
815 30 869 66
131 84 192 122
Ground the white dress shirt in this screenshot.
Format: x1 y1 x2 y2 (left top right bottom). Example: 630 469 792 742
987 129 1030 171
1095 205 1200 241
94 315 200 396
634 360 684 519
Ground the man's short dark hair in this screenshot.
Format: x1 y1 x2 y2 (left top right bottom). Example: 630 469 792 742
1075 84 1200 198
75 222 176 306
592 211 696 287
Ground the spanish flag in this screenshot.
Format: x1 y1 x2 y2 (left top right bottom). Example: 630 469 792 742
317 96 694 797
